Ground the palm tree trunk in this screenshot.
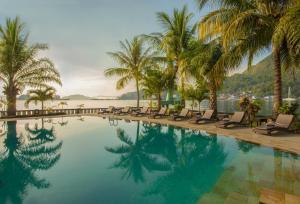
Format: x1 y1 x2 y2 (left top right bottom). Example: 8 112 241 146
41 101 44 111
136 79 140 108
209 82 218 113
6 86 17 116
273 47 282 114
157 93 161 109
181 77 186 107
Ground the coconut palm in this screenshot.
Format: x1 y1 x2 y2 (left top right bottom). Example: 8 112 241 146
0 17 61 116
141 68 169 108
196 0 300 113
0 121 62 203
105 37 156 108
184 81 208 111
25 87 56 111
58 101 68 109
144 5 196 106
188 40 226 112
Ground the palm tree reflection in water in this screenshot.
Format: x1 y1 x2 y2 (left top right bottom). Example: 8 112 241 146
105 121 171 183
0 120 62 204
106 121 228 203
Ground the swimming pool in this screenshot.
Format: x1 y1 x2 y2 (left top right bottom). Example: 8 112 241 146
0 116 299 204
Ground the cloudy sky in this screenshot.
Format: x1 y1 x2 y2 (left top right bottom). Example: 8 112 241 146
0 0 266 97
0 0 207 97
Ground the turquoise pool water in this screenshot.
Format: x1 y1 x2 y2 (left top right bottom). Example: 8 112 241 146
0 116 299 204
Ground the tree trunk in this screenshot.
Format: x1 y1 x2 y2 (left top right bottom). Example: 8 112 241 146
6 86 17 116
136 79 140 108
180 77 186 107
209 82 217 113
157 93 161 109
198 100 201 112
41 101 44 111
273 47 282 114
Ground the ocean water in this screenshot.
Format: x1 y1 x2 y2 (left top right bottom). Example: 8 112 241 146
0 116 299 204
7 98 300 116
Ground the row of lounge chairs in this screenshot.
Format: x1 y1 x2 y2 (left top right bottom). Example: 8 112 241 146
99 106 295 135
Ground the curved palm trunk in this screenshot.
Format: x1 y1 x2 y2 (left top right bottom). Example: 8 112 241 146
209 82 217 113
136 79 140 108
6 86 17 116
273 47 282 114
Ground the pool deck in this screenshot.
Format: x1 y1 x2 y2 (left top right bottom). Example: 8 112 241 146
97 114 300 155
1 113 300 155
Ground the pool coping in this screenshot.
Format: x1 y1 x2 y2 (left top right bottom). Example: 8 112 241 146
1 113 300 155
97 114 300 155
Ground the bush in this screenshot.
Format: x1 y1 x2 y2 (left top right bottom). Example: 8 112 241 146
278 102 299 115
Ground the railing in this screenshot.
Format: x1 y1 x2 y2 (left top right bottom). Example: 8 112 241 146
0 108 103 118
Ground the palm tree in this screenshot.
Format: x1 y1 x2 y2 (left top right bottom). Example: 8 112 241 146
184 81 208 111
145 5 196 106
58 101 68 109
25 87 56 111
141 68 169 108
105 37 156 108
0 17 61 116
196 0 300 113
188 40 226 113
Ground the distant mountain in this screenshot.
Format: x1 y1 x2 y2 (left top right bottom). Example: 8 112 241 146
18 94 61 100
118 91 144 100
221 55 300 97
62 94 95 100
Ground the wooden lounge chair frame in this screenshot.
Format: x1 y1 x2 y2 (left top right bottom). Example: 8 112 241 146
99 106 114 114
189 109 216 124
114 106 131 115
131 107 149 116
149 107 168 118
254 114 295 135
217 111 246 128
170 108 190 121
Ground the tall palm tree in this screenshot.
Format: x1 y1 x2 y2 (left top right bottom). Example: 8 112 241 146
145 5 196 106
196 0 300 113
105 37 156 108
0 17 61 116
25 87 56 111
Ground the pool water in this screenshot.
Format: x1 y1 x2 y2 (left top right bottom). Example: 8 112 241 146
0 116 299 204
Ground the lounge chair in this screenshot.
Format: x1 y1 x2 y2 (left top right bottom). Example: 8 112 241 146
131 107 149 116
217 111 246 128
114 106 131 115
149 107 168 118
189 109 216 124
254 114 295 135
99 106 114 114
170 108 190 121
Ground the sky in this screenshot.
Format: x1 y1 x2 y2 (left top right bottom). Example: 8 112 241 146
0 0 265 97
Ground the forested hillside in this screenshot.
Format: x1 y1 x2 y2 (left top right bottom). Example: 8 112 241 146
221 55 300 97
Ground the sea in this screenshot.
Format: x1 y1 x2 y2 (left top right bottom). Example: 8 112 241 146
9 98 299 116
